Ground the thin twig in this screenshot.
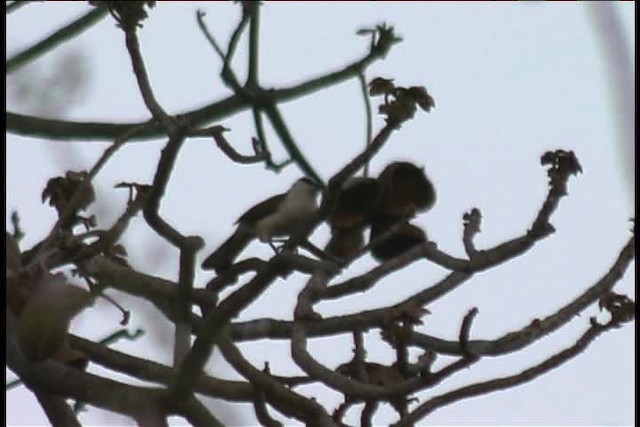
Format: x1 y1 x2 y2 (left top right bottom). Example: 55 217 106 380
262 102 324 185
246 2 261 88
27 124 148 270
195 10 225 59
123 27 175 130
222 4 251 91
34 391 82 427
189 125 269 164
353 329 368 382
459 307 479 357
6 1 33 14
253 364 283 427
358 73 373 177
462 208 481 258
68 334 255 402
6 7 109 73
171 256 284 399
218 334 334 426
409 235 635 357
393 320 618 426
7 34 398 141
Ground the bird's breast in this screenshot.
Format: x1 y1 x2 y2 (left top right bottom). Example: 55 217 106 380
253 200 317 242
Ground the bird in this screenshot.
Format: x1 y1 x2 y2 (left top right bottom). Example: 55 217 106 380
201 177 321 273
369 215 427 262
325 227 366 260
376 161 436 218
324 177 382 260
327 177 382 230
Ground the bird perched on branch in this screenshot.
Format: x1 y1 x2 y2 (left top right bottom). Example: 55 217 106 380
367 161 435 262
376 161 436 218
369 216 427 262
201 178 321 273
325 177 382 259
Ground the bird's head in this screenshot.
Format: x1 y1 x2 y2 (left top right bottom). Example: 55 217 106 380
293 177 323 195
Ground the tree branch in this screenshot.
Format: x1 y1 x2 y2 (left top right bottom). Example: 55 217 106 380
34 391 82 427
218 334 334 426
69 334 255 401
6 7 109 74
6 21 397 141
393 319 622 426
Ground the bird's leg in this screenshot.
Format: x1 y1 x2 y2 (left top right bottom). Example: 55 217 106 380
301 240 342 264
269 238 302 255
268 238 292 254
268 240 281 254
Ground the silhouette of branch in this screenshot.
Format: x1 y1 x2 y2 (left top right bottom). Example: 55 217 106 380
6 18 397 141
409 235 635 356
188 126 269 164
69 334 255 401
122 24 175 130
6 7 108 73
393 319 622 426
218 334 334 426
358 72 373 177
7 311 168 424
34 391 82 427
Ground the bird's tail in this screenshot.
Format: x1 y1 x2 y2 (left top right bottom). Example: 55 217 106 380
201 227 252 273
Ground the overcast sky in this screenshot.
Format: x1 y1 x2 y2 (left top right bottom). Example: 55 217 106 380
6 2 635 426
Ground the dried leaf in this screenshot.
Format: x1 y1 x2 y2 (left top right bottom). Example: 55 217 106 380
368 77 395 96
42 170 95 230
407 86 435 112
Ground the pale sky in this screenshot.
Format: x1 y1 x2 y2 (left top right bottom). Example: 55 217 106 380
6 2 635 426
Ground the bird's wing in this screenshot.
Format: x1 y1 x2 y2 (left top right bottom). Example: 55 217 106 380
236 193 285 225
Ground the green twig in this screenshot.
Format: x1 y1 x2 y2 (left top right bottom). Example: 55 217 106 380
222 4 251 92
98 328 145 347
195 10 225 60
6 7 108 74
262 103 324 185
246 2 261 87
6 1 33 14
7 19 399 141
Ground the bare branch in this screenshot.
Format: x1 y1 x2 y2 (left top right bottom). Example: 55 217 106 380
462 208 481 258
189 126 269 164
175 396 224 427
7 310 167 422
409 235 635 356
253 364 284 427
205 257 267 294
122 23 174 130
6 7 109 73
34 391 82 427
353 329 368 383
195 10 225 60
393 320 619 426
459 307 479 357
171 256 286 399
6 23 398 141
218 334 334 426
357 73 373 177
69 334 255 401
245 2 261 88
